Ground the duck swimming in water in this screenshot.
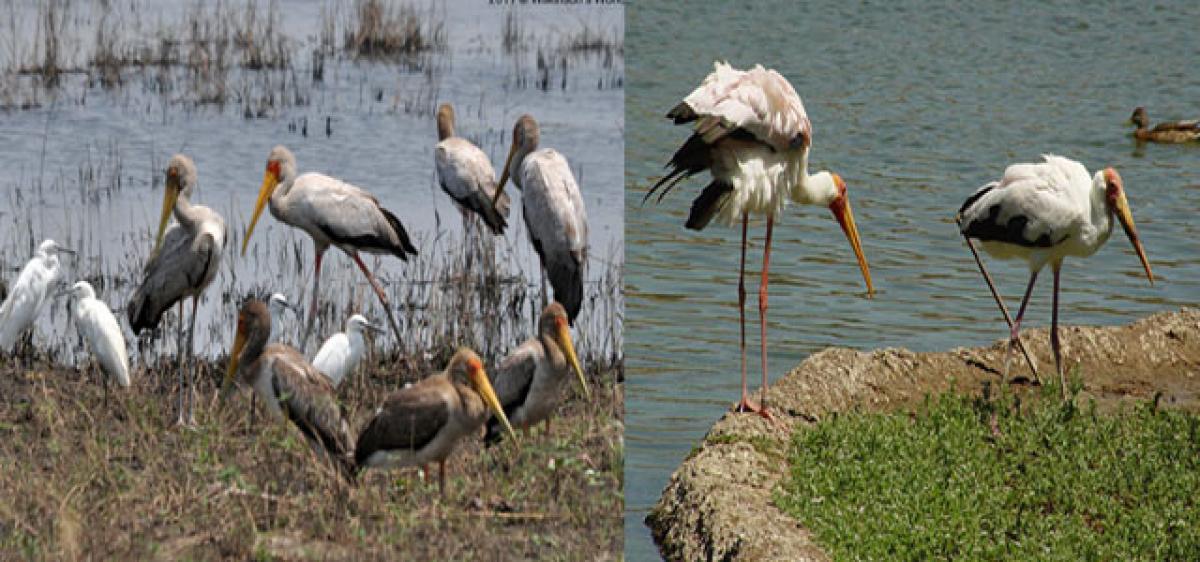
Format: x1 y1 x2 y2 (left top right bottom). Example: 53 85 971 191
1129 106 1200 143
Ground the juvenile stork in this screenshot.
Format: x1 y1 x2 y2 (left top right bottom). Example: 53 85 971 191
354 347 516 494
221 299 356 481
128 154 225 426
645 61 874 418
484 302 588 443
492 115 589 323
435 103 511 234
242 145 417 349
957 155 1154 395
0 239 72 352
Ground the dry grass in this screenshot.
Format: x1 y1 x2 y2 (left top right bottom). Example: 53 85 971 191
0 354 622 559
343 0 446 59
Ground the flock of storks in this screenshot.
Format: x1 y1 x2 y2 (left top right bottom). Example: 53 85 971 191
646 62 1169 416
0 106 591 490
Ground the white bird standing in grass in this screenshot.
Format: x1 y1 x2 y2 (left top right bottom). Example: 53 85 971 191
957 155 1154 395
67 281 130 401
311 313 380 387
0 239 73 352
492 114 589 324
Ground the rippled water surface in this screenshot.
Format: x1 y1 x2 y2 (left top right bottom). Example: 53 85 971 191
626 1 1200 558
0 0 623 362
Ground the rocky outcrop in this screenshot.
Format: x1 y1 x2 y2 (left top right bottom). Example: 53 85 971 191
647 308 1200 561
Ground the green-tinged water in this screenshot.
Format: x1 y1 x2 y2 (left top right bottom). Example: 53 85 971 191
625 1 1200 558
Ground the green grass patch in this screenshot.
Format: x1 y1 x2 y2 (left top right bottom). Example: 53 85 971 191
777 385 1200 560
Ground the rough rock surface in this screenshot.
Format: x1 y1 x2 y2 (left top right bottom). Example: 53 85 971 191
647 308 1200 562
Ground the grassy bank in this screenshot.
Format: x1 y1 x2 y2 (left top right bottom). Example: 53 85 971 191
777 379 1200 560
0 358 622 559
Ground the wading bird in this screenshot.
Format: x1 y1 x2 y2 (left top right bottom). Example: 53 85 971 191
128 154 225 426
435 103 510 234
485 302 588 443
355 347 516 493
221 299 356 481
243 146 417 349
957 155 1153 395
67 281 130 402
268 292 301 345
644 61 874 418
0 239 72 352
312 313 380 387
1129 106 1200 143
492 115 589 323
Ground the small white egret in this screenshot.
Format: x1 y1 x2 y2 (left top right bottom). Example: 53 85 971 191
311 313 380 387
0 239 73 352
267 292 302 345
67 281 130 402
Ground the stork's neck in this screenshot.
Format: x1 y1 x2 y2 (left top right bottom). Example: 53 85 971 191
793 166 839 207
539 331 566 371
173 189 208 230
511 144 536 190
238 330 268 384
1090 171 1114 235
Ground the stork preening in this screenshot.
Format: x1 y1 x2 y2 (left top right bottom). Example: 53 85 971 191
127 154 225 426
957 155 1154 395
645 61 874 418
354 347 516 493
0 239 72 353
221 299 357 481
243 146 417 350
492 115 589 324
484 302 588 444
311 313 380 387
67 281 130 402
435 103 511 235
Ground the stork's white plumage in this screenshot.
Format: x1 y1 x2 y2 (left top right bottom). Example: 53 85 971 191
645 61 873 418
492 115 589 324
243 145 417 350
958 154 1153 393
311 313 379 387
68 281 130 394
0 239 71 352
435 103 511 235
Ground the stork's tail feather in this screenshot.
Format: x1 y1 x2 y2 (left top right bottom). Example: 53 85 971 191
667 101 696 124
644 134 712 205
379 207 418 259
557 269 584 326
126 288 163 334
685 180 733 231
475 193 509 236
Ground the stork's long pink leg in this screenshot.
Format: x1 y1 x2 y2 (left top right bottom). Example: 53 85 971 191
302 248 325 350
960 230 1039 378
1004 271 1039 377
734 214 762 415
350 251 403 344
1051 260 1066 398
756 217 775 420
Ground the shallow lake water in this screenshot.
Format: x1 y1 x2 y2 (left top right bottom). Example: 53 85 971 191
0 0 623 365
625 1 1200 558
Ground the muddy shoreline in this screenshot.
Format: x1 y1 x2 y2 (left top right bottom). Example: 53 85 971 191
646 308 1200 562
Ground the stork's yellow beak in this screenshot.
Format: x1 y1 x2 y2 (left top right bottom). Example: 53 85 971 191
556 317 590 400
242 169 277 256
829 190 874 297
154 174 182 254
471 364 517 445
492 141 518 209
1112 191 1154 285
221 323 248 404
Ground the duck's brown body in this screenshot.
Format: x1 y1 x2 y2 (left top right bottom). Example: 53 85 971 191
1130 107 1200 143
